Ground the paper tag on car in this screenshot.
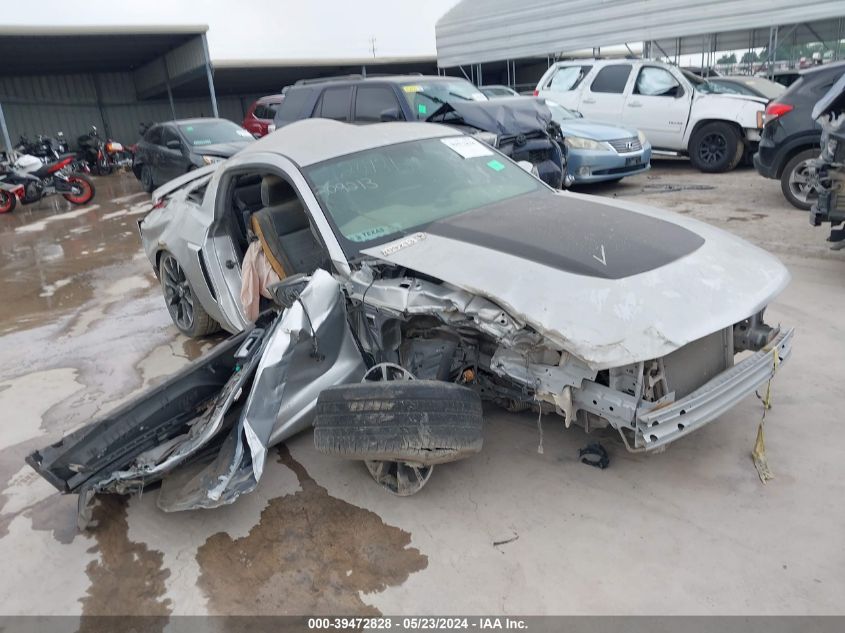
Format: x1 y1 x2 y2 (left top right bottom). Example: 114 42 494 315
441 137 494 159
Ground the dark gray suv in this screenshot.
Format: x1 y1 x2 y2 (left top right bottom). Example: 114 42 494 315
273 74 566 188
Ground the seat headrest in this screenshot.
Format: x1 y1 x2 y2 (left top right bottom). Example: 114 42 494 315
261 175 291 207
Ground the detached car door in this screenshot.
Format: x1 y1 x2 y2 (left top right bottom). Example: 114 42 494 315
579 63 633 123
623 65 691 150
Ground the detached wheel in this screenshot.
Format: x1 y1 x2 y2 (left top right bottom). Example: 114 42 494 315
689 122 743 173
313 372 484 496
158 251 220 338
62 173 95 205
780 149 822 210
140 165 154 193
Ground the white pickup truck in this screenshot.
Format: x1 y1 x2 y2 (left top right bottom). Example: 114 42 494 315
536 59 768 172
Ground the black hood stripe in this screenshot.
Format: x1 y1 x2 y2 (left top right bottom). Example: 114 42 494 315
427 192 704 280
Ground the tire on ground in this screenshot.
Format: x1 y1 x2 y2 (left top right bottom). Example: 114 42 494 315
157 251 220 338
780 148 820 210
313 380 484 465
689 121 744 173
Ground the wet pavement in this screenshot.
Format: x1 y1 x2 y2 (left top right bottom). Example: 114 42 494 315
1 164 844 616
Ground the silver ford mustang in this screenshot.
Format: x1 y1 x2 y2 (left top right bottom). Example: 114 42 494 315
28 119 794 521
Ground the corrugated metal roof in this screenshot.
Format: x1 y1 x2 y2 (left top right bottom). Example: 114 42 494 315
435 0 845 67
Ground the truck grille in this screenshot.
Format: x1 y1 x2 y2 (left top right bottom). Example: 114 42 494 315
607 137 642 153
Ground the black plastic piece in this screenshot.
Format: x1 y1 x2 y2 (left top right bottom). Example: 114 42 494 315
579 442 610 469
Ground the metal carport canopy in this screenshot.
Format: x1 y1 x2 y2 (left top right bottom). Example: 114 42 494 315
435 0 845 67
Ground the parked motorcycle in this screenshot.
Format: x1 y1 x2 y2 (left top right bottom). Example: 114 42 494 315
77 126 131 175
0 154 96 207
807 73 845 248
15 133 65 162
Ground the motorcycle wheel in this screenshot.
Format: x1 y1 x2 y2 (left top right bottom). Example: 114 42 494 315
63 173 96 205
0 191 16 214
96 158 112 176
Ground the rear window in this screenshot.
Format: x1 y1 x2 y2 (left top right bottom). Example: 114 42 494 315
275 88 314 123
590 65 632 94
254 103 279 119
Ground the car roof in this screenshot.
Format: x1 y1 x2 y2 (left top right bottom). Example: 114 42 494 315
238 118 460 167
256 94 284 104
290 74 466 89
169 117 232 125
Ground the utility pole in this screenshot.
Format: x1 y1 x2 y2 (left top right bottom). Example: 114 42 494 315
369 36 377 59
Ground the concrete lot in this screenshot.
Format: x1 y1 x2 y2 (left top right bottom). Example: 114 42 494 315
0 160 843 616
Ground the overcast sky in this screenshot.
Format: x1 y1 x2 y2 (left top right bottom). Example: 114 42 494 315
3 0 460 60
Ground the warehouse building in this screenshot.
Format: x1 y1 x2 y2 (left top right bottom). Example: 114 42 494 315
0 26 437 153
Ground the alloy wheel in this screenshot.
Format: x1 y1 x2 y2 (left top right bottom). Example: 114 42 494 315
698 132 727 165
161 254 194 332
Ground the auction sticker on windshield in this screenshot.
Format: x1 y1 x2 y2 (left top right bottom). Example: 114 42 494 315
441 137 494 159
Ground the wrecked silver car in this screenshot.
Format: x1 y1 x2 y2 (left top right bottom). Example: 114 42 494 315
27 119 794 524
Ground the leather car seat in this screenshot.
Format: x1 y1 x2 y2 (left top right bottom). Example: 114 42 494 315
250 175 326 279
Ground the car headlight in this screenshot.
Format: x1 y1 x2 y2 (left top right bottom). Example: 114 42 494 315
472 131 499 147
202 155 224 166
637 130 647 145
564 136 608 151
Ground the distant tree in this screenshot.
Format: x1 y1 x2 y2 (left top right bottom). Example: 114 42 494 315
741 51 758 63
718 53 737 64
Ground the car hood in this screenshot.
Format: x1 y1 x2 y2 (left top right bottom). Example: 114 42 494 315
427 97 552 135
191 141 253 157
361 191 789 369
696 91 768 107
556 118 639 141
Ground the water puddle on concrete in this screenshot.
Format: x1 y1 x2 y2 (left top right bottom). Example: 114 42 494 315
80 496 172 618
195 446 428 615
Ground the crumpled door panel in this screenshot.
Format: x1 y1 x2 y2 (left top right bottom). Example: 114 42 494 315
27 269 365 525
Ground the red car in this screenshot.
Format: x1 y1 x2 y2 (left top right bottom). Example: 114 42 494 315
242 94 284 137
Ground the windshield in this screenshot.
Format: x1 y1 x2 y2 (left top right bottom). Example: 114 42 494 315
399 79 488 119
545 99 579 122
680 70 722 94
305 137 543 254
178 120 254 146
713 78 785 100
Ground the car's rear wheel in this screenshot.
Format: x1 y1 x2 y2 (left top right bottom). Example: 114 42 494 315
689 122 744 173
140 165 154 193
780 149 822 210
158 251 220 338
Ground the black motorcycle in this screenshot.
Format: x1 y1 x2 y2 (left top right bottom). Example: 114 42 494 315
77 126 112 175
0 154 96 207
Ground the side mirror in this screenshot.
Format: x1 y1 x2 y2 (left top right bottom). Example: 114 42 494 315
166 139 181 150
674 86 686 98
269 273 311 309
379 107 401 122
517 160 534 173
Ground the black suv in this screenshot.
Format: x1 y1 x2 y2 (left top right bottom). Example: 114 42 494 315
753 61 845 209
273 74 565 188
